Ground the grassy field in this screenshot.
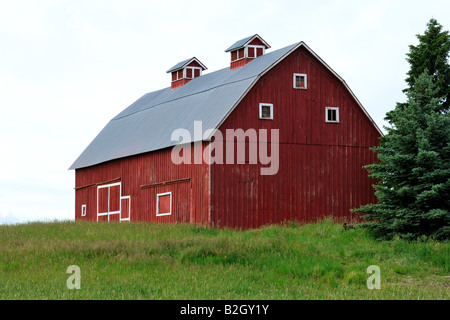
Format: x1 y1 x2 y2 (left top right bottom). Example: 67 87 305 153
0 219 448 300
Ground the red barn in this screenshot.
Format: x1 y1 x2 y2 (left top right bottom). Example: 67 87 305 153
70 34 382 228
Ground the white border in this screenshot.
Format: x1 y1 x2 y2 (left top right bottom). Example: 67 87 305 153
171 67 203 82
120 195 131 222
293 73 307 89
156 192 172 217
81 204 86 217
325 107 340 123
231 45 266 62
259 103 273 120
96 182 131 222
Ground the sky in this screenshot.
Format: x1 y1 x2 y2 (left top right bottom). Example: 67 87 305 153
0 0 449 224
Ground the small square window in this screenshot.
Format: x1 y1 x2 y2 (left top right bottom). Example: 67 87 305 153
156 192 172 216
293 73 307 89
81 204 86 217
325 107 339 123
259 103 273 120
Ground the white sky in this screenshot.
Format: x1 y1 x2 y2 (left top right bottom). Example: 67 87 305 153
1 0 449 224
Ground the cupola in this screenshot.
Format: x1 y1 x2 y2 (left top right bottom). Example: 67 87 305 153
167 57 207 89
225 34 271 70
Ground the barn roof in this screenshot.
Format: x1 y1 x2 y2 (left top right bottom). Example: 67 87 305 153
70 41 382 170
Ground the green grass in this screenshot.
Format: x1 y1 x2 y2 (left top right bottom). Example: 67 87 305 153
0 219 448 299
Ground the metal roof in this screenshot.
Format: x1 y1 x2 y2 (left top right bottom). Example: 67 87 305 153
70 43 297 170
224 34 271 52
70 41 383 170
166 57 207 73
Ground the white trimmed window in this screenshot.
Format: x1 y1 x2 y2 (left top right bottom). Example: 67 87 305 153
293 73 307 89
81 204 86 217
185 67 202 79
156 192 172 217
325 107 339 123
259 103 273 120
247 46 265 58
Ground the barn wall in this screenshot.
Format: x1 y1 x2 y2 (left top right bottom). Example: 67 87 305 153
210 46 380 228
74 143 210 224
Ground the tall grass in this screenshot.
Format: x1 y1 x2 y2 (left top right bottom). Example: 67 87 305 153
0 219 448 299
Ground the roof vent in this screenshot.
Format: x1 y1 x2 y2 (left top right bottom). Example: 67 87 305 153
167 57 207 89
225 34 271 70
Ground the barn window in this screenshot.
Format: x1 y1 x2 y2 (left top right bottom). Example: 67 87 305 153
81 204 86 217
156 192 172 217
259 103 273 120
185 67 202 79
293 73 307 89
247 46 265 58
325 107 339 123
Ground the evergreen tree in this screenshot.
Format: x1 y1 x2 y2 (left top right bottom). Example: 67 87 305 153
355 71 450 240
355 19 450 241
398 18 449 115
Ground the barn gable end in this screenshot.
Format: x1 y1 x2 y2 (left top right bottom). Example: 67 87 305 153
210 45 380 228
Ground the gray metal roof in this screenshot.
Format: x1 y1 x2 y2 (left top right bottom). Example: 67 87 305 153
224 34 270 52
70 41 383 170
70 43 298 170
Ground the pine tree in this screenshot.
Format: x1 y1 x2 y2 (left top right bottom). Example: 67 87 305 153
354 19 450 241
399 18 449 114
355 71 450 240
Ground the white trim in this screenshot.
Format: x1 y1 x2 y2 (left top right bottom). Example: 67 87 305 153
325 107 340 123
230 48 246 63
156 192 172 217
231 45 267 63
120 195 131 222
231 56 246 63
81 204 86 217
293 73 307 89
259 103 274 120
171 67 203 82
246 45 266 59
96 182 131 222
184 67 203 79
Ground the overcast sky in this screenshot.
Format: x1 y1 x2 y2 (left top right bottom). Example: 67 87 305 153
0 0 449 224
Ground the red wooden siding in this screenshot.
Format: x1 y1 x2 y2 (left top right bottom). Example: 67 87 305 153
187 60 203 68
75 143 210 224
231 58 254 70
211 46 380 229
249 38 266 47
171 78 191 89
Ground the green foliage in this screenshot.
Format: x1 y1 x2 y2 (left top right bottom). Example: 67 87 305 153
354 19 450 240
356 72 450 240
0 221 449 299
405 18 450 113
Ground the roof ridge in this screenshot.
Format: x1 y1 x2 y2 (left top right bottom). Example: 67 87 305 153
112 74 258 121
